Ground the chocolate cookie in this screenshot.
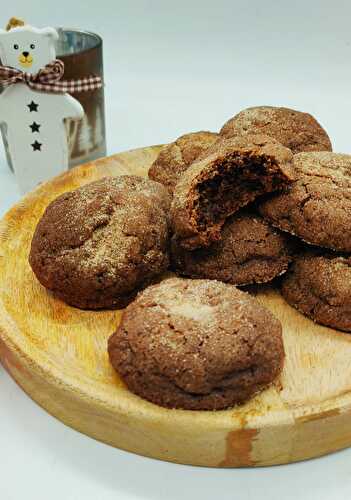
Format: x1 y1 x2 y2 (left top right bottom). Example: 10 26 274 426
148 131 218 195
108 277 285 410
259 152 351 252
220 106 332 154
171 134 294 250
29 176 171 310
281 250 351 332
171 211 295 285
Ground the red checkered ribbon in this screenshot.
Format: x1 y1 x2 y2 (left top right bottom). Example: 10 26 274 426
0 59 103 93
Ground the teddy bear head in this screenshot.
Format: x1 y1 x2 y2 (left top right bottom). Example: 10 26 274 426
0 25 58 74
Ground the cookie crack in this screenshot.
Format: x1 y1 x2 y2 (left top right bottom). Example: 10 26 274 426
290 278 345 310
300 171 347 188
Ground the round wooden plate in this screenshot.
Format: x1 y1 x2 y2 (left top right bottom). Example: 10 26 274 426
1 145 351 467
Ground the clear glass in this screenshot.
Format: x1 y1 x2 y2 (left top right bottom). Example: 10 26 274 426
56 28 106 168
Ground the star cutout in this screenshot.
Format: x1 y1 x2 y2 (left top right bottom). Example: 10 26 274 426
29 122 41 133
27 101 39 112
31 140 42 151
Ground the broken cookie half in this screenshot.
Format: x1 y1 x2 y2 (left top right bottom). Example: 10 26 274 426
170 134 295 250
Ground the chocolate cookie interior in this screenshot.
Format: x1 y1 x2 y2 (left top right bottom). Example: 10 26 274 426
193 152 291 241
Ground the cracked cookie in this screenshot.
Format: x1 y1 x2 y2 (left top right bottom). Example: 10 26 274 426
259 152 351 252
171 211 295 285
108 277 285 410
170 134 294 250
220 106 332 154
29 176 171 310
148 131 218 195
281 250 351 332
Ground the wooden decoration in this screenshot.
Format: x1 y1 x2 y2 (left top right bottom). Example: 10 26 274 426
0 24 84 194
1 145 351 467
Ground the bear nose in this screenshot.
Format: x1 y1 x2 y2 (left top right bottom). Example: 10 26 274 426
22 51 29 58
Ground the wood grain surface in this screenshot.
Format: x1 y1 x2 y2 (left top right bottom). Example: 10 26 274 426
1 145 351 467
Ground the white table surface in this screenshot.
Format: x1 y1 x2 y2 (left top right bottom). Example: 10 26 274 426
2 1 351 499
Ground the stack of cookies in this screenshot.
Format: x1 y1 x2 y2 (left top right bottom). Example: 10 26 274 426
29 105 351 411
150 106 351 335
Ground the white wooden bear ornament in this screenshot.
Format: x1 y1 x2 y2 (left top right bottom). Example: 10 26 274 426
0 24 91 193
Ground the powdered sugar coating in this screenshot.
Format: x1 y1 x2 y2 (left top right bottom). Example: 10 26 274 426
29 176 171 309
220 106 332 153
259 152 351 252
148 131 218 194
282 250 351 332
108 277 284 410
171 211 295 285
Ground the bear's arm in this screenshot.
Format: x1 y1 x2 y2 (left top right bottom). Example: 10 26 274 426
60 94 84 121
0 91 10 125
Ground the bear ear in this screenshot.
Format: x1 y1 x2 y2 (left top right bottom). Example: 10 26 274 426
39 27 59 41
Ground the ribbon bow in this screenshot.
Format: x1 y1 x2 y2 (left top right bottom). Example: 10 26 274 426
0 59 103 93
